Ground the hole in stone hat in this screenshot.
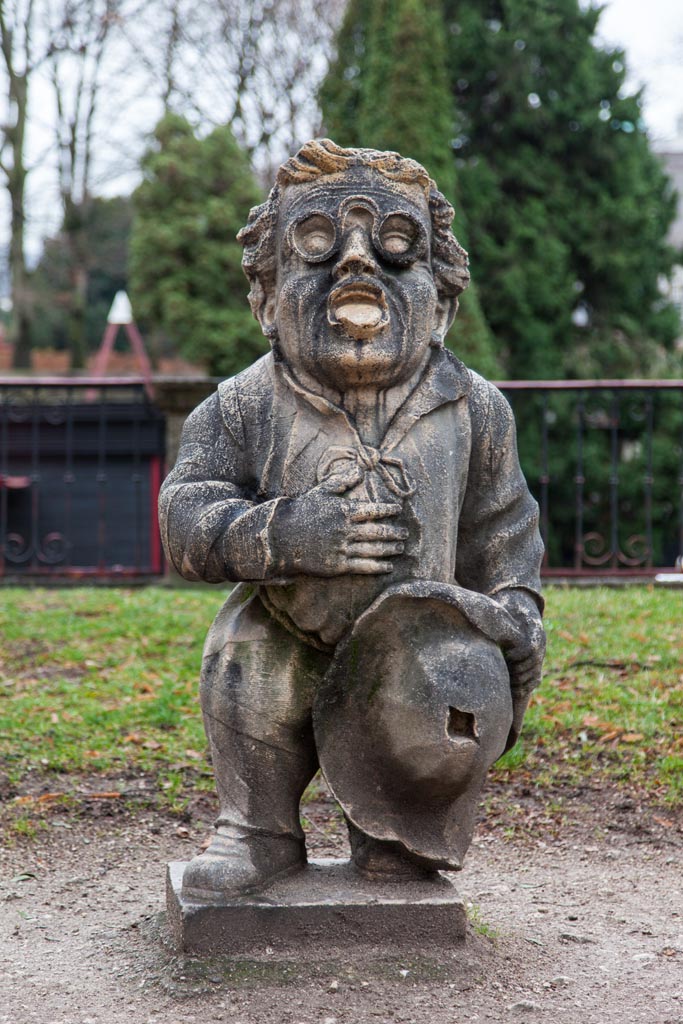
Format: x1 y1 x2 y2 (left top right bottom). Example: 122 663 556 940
447 707 479 742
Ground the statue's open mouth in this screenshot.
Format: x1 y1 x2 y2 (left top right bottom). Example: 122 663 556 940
327 279 389 340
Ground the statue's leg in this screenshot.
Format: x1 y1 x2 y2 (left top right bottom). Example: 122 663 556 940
182 587 331 900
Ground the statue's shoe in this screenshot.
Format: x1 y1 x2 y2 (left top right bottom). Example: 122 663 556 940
181 831 306 902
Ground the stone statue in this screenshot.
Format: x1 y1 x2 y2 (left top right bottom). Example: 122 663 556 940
159 139 545 903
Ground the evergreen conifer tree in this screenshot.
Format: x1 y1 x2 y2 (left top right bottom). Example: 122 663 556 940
30 196 132 357
442 0 679 378
320 0 502 377
129 114 265 377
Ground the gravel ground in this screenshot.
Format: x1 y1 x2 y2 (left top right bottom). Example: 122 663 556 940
1 778 681 1024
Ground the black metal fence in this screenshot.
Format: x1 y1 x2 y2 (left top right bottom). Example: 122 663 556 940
0 378 165 578
1 376 681 579
500 379 683 576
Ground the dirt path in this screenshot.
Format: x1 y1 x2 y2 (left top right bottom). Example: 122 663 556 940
1 781 681 1024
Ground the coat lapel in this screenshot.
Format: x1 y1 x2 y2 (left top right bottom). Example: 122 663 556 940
382 349 471 453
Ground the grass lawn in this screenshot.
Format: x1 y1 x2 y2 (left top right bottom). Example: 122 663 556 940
497 585 682 804
1 585 681 830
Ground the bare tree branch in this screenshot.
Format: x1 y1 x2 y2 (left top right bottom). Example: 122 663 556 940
0 0 346 365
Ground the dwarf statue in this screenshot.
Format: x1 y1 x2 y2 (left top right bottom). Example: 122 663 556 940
159 139 545 901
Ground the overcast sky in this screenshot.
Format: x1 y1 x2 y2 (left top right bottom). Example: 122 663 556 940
596 0 683 145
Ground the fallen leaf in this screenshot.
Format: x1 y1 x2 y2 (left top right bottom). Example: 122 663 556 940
621 733 644 743
598 730 623 743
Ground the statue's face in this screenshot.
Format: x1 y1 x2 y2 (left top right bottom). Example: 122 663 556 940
271 168 440 390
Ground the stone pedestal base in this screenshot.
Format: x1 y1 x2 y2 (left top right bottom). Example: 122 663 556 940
166 858 466 955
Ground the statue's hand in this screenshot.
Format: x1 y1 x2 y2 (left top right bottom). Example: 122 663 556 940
495 588 546 690
504 614 546 692
271 468 407 577
495 588 546 753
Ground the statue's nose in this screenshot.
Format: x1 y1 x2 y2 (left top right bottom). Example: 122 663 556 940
333 225 378 280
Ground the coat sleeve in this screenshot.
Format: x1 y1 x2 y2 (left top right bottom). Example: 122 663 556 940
455 376 544 609
158 390 286 583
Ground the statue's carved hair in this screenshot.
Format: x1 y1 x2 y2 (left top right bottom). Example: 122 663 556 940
237 139 470 331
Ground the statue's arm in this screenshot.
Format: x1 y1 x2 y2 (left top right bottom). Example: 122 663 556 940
158 392 286 584
456 379 546 711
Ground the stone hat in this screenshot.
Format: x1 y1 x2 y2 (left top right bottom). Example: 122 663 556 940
312 581 520 869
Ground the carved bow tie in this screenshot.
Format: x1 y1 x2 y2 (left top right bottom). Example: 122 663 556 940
317 444 416 499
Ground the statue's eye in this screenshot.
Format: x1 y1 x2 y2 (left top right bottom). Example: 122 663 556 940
377 214 425 263
292 214 336 261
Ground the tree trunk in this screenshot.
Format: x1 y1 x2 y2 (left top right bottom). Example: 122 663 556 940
68 263 88 370
5 69 31 368
8 213 31 368
62 196 89 370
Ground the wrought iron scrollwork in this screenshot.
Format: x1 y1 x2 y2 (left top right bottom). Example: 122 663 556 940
3 531 68 566
5 532 33 564
579 530 650 568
